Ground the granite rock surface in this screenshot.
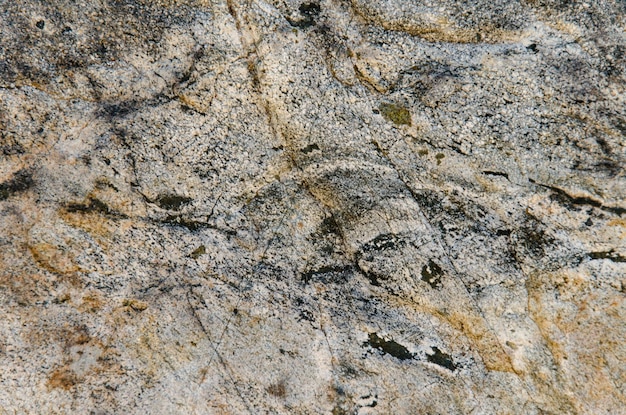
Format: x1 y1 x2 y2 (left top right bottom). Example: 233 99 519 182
0 0 625 413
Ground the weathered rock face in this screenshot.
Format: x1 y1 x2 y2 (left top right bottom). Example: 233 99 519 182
1 0 624 413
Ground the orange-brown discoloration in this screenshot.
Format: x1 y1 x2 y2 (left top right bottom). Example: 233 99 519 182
48 366 78 390
28 242 82 277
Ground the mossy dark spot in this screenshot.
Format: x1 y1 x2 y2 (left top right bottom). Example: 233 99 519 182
365 332 414 361
417 149 429 156
426 347 457 371
0 168 34 201
421 259 443 289
156 194 192 211
190 245 206 259
379 102 411 126
301 143 320 153
435 153 445 165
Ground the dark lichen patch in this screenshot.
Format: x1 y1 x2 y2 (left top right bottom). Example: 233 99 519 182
190 245 206 259
52 293 71 304
65 197 118 216
435 153 445 165
300 2 321 15
0 168 34 201
411 189 445 214
361 233 405 252
332 406 349 415
610 116 626 136
101 102 140 118
293 296 316 323
301 265 353 284
267 381 287 398
379 102 411 126
358 268 385 287
286 2 321 28
514 220 553 258
301 143 320 154
421 259 443 289
0 138 25 156
426 347 457 371
298 309 316 322
161 215 205 231
156 194 192 211
588 251 626 263
592 160 622 178
318 215 342 237
364 332 414 361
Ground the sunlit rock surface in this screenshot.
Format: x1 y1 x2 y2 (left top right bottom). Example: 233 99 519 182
1 0 624 413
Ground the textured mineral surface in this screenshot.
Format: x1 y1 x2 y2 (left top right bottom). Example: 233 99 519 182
1 0 625 414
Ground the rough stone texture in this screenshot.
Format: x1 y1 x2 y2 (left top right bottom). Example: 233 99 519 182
0 0 625 413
